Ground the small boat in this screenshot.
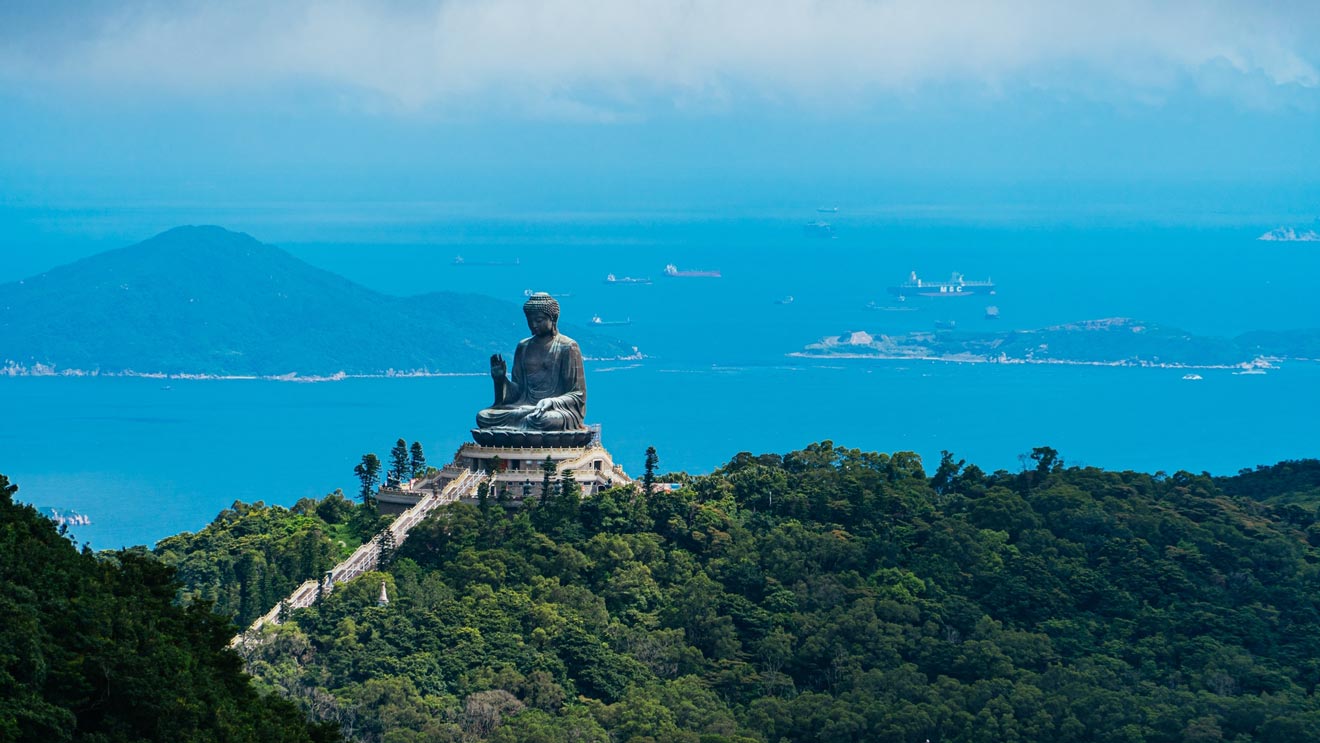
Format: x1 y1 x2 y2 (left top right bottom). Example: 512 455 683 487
590 315 632 326
775 295 795 305
865 301 916 311
605 273 652 285
1182 373 1203 380
934 320 957 330
984 305 1000 319
817 206 839 213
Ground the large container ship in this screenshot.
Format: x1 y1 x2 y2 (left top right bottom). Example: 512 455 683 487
887 271 995 297
664 264 721 278
604 273 652 284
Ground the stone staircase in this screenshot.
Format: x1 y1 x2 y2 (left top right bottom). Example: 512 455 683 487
230 468 482 647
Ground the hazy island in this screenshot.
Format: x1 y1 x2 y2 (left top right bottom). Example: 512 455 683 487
795 317 1320 369
0 226 639 380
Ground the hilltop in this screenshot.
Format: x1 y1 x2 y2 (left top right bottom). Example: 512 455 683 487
0 226 636 378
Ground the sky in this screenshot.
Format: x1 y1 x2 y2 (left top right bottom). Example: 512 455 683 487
1 1 1318 216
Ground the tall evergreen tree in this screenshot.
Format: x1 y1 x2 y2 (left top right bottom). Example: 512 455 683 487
554 470 582 526
353 453 381 506
409 441 427 477
643 446 659 495
377 527 397 568
558 469 581 503
541 456 556 506
389 438 410 484
476 481 491 515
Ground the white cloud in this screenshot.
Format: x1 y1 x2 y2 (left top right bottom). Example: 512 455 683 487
2 0 1316 114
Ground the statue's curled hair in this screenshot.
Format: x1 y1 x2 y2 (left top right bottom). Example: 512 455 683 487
522 292 560 321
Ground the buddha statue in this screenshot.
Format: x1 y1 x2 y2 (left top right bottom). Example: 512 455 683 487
472 293 591 447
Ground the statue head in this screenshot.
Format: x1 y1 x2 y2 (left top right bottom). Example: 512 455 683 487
523 292 559 337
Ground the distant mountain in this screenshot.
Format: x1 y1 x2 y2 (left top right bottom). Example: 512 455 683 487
0 226 636 377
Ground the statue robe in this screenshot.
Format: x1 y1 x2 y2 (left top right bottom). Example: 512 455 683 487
476 333 586 431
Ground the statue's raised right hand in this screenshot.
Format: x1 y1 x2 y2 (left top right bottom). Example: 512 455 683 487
490 353 506 380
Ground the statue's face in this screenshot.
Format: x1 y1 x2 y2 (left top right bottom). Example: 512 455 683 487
526 312 555 337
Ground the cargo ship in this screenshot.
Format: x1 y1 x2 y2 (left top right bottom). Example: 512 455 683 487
604 273 652 285
887 271 995 298
664 264 721 278
455 255 520 266
591 315 632 326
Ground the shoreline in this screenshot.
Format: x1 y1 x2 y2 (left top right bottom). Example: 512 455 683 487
2 353 1310 379
0 368 484 382
0 356 647 382
787 351 1295 370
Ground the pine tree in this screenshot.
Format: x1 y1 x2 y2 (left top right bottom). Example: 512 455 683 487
409 441 427 477
541 456 555 506
477 481 491 514
377 527 397 568
354 453 382 506
643 446 659 495
389 438 410 484
558 470 581 502
555 470 582 524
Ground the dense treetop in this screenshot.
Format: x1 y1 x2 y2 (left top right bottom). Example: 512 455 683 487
219 443 1320 742
0 472 341 743
154 492 373 628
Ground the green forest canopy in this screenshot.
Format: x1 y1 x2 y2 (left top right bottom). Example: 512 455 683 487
206 445 1320 743
0 473 341 743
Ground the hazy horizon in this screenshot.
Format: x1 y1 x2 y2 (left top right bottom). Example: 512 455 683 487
2 1 1317 230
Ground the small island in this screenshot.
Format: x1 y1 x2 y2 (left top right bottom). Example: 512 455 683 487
795 317 1320 369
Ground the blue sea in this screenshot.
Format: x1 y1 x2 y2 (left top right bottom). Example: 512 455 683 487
3 204 1319 548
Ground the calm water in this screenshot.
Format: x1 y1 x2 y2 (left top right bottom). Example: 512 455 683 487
3 209 1319 548
3 362 1317 550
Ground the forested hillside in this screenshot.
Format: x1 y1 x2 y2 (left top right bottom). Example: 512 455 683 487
223 445 1320 742
154 492 381 627
0 473 341 743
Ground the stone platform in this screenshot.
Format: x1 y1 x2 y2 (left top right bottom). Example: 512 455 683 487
377 441 632 514
470 428 594 448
